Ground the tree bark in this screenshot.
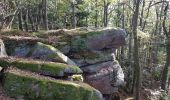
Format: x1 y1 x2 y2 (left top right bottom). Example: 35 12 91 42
22 8 28 32
28 9 36 32
161 39 170 90
139 0 145 27
132 0 141 99
95 0 98 28
43 0 48 30
161 1 170 90
18 10 23 31
71 2 76 28
142 0 153 31
103 0 109 27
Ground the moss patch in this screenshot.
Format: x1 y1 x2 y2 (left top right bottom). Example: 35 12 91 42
3 68 101 100
0 57 82 77
78 31 103 38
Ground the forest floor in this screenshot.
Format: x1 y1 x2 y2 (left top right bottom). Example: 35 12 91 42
0 84 13 100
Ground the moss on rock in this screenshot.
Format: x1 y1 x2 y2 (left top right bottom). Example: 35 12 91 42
3 68 102 100
27 42 77 66
0 57 82 77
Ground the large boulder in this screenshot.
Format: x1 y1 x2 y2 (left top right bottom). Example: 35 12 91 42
70 27 126 52
3 68 104 100
27 42 77 66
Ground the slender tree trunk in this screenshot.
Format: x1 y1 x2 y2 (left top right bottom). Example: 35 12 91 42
128 30 134 93
122 3 125 29
43 0 48 30
86 16 88 27
23 8 28 32
28 10 36 32
161 2 170 90
103 0 109 27
132 0 141 99
71 2 76 28
161 38 170 90
139 0 145 27
142 0 153 31
116 2 121 27
36 1 42 31
95 0 98 28
18 10 23 31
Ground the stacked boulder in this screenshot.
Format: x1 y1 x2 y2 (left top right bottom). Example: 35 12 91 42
68 27 126 95
0 38 103 100
0 27 126 99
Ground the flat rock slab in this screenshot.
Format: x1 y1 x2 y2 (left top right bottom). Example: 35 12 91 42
0 57 82 77
3 68 103 100
71 27 126 52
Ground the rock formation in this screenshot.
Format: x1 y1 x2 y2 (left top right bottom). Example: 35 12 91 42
0 27 126 99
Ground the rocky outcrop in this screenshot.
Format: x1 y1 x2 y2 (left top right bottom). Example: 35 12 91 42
0 27 126 99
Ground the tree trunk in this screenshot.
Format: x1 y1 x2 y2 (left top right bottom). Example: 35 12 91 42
104 0 109 27
95 0 98 28
161 2 170 90
142 1 153 31
28 10 36 32
71 2 76 28
23 8 28 32
18 10 23 31
139 0 145 27
86 16 88 27
132 0 141 99
121 3 125 29
161 38 170 90
36 1 43 31
43 0 48 30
